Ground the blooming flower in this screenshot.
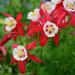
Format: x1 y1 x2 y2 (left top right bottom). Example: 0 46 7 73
4 17 17 32
10 41 42 73
43 21 58 37
28 12 59 46
0 12 25 37
40 1 56 14
63 0 75 12
27 8 40 22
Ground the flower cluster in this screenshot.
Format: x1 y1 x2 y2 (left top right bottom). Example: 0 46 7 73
0 0 75 74
27 0 75 46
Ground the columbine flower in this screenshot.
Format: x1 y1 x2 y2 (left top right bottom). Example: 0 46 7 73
0 12 25 37
10 41 42 74
4 17 17 32
28 12 59 46
27 8 40 22
13 45 28 61
43 21 58 37
63 0 75 12
41 1 56 14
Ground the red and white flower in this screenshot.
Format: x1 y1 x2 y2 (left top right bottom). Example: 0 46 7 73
0 12 25 37
27 8 40 22
10 41 42 73
43 21 58 37
41 1 56 14
13 45 28 61
4 17 17 32
63 0 75 12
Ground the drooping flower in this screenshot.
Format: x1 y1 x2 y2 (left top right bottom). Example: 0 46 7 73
40 1 56 14
4 17 17 32
10 41 42 74
0 12 25 37
27 8 40 22
51 0 75 28
63 0 75 12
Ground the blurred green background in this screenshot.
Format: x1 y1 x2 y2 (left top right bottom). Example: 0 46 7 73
0 0 75 75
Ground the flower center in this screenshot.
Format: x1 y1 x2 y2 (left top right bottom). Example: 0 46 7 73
6 20 14 27
46 25 54 33
48 25 54 32
32 12 36 16
67 3 74 9
17 49 26 58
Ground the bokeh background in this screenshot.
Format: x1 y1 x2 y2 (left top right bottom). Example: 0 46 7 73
0 0 75 75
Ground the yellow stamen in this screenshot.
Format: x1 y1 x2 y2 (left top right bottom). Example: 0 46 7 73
32 12 36 16
48 26 54 32
67 3 74 9
6 21 13 27
18 49 24 57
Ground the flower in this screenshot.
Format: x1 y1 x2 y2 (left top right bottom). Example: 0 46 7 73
4 17 17 32
0 12 25 37
28 13 59 46
43 21 58 37
27 8 40 22
10 41 42 74
63 0 75 12
13 45 28 61
41 1 56 14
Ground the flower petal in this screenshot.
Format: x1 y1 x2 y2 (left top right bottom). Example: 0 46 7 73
40 31 48 46
16 22 25 36
53 34 59 46
28 25 42 36
28 53 42 63
16 12 22 21
0 33 13 46
70 13 75 27
0 12 12 17
12 44 19 49
18 61 26 74
0 46 7 56
26 41 37 50
10 56 17 64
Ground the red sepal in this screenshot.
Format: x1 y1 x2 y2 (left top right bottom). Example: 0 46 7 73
18 61 26 74
40 31 48 46
16 22 25 36
16 12 22 21
10 56 17 64
28 53 42 63
54 34 59 46
26 41 37 50
12 44 19 49
70 13 75 27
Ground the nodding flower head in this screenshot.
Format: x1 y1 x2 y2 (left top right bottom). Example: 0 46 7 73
63 0 75 12
27 8 40 22
4 17 17 32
